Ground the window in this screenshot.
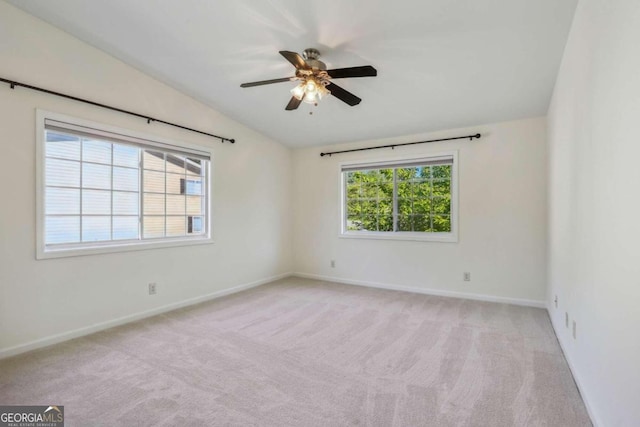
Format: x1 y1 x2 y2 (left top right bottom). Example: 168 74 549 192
340 153 457 242
37 111 212 258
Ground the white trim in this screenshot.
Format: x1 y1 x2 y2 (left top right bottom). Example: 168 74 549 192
0 272 292 360
293 272 546 308
36 109 215 260
546 305 600 427
338 150 459 243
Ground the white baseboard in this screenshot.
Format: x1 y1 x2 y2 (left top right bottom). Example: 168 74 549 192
0 272 292 360
546 304 600 427
293 272 546 308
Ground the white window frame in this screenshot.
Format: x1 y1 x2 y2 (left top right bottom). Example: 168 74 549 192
36 110 214 259
339 151 458 242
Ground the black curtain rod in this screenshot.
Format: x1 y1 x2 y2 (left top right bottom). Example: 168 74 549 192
0 77 235 144
320 133 481 157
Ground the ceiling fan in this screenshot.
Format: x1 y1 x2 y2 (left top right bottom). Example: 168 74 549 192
240 48 377 111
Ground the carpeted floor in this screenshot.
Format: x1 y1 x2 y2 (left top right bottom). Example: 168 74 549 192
0 277 591 426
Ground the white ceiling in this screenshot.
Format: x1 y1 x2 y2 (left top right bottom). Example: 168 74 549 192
9 0 578 148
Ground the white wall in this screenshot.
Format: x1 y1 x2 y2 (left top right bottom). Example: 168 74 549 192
547 0 640 425
0 2 292 356
293 117 548 306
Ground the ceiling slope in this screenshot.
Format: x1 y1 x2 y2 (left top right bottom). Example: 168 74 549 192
8 0 578 147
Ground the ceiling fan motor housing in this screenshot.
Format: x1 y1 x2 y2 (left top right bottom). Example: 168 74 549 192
303 48 326 70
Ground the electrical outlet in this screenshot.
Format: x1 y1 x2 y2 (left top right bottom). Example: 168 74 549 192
554 295 558 308
463 272 471 281
572 321 577 339
565 312 569 328
330 260 335 268
148 282 157 295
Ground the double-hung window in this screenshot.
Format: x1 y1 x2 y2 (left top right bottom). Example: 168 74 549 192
37 111 212 259
340 153 457 242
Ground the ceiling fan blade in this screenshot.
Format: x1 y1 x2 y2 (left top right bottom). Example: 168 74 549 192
285 95 303 110
327 66 377 79
240 77 294 88
326 83 361 106
279 51 309 70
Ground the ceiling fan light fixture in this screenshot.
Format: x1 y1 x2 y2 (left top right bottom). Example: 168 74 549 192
290 82 306 100
291 76 330 104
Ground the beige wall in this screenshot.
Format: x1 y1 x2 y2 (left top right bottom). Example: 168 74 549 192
547 0 640 425
0 2 293 356
292 117 548 306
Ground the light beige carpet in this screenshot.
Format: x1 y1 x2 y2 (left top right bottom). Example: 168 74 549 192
0 277 590 426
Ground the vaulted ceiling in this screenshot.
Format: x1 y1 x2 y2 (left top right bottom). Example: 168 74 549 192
9 0 578 147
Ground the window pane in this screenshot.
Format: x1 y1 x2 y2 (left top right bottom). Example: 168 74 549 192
167 195 186 215
143 150 165 171
166 173 184 194
432 197 451 215
378 182 393 198
360 215 377 231
360 200 377 218
418 166 431 179
414 181 431 198
82 190 111 215
82 216 111 242
413 215 431 232
181 178 203 195
166 154 186 174
46 158 80 187
398 199 413 217
113 144 139 168
82 140 111 164
397 167 419 181
361 182 378 198
143 193 165 215
432 165 451 179
186 158 202 176
143 216 165 238
166 216 186 236
398 214 412 232
346 214 363 231
46 187 80 215
377 215 394 232
113 216 138 240
378 198 393 216
46 216 80 244
143 170 165 193
433 179 451 197
397 181 413 199
113 167 139 192
347 200 361 217
188 216 204 234
83 163 111 189
113 191 139 215
46 132 80 160
186 196 203 215
378 168 393 181
432 215 451 232
413 198 431 216
346 183 360 198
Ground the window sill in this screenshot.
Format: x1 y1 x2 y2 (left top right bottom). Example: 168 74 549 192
36 235 214 260
339 231 458 243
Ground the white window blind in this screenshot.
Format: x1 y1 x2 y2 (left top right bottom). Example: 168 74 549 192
39 115 212 258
